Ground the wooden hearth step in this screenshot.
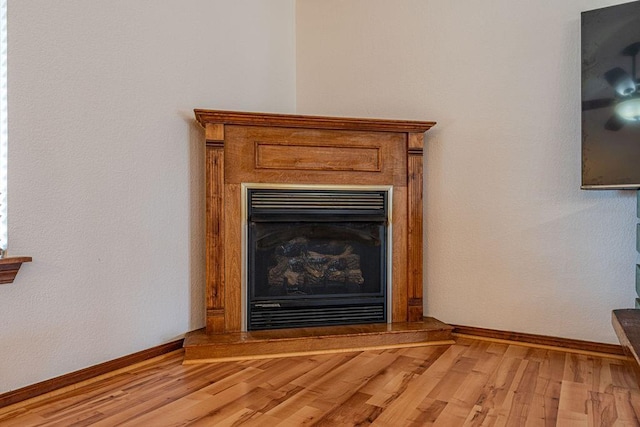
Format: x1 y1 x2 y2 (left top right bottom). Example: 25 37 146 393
183 317 454 364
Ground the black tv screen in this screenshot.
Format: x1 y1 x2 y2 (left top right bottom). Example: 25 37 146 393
582 1 640 189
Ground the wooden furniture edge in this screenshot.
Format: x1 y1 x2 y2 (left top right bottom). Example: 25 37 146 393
183 319 454 363
183 341 456 364
194 109 436 133
0 256 32 264
0 256 32 284
612 309 640 384
452 324 626 357
0 339 184 409
187 318 453 343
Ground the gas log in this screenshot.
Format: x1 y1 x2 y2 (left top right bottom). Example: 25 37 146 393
267 238 364 288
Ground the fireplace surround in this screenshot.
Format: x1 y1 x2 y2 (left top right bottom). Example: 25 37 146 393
183 110 452 362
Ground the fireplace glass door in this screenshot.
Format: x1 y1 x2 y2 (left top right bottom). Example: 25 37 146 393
247 189 389 330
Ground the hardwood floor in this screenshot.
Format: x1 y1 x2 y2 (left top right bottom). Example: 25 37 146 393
1 337 639 426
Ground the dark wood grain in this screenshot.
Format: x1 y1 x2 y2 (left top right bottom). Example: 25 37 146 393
612 309 640 381
613 309 640 355
0 256 32 284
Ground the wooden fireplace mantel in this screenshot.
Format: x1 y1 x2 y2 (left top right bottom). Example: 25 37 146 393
194 109 436 335
194 109 436 134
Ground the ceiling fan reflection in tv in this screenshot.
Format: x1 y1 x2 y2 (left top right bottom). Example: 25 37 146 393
581 1 640 189
583 42 640 131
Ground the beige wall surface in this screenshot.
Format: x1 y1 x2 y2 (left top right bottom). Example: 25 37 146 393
297 0 637 344
3 0 638 395
1 0 295 393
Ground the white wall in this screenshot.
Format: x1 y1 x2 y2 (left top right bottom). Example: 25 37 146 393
1 0 295 393
297 0 637 343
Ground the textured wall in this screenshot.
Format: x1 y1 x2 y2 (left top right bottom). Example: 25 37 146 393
1 0 295 393
296 0 637 343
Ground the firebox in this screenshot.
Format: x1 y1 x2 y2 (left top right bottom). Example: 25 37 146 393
245 186 391 330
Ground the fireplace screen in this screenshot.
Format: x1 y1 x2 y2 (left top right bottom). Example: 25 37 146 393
247 188 389 330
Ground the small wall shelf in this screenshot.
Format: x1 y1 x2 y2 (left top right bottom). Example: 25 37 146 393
0 256 32 284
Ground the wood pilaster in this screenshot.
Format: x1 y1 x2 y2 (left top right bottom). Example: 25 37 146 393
205 124 225 334
407 133 424 322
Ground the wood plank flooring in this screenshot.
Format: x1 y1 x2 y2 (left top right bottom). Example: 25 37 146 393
1 337 640 426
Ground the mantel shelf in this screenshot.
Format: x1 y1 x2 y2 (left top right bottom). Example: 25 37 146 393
194 109 436 133
0 256 32 284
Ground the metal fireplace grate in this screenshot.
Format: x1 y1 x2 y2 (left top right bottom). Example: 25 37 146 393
249 303 385 330
246 187 390 331
250 190 386 213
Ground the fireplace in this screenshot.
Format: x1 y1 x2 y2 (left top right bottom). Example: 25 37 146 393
182 110 453 363
245 186 391 330
189 109 437 338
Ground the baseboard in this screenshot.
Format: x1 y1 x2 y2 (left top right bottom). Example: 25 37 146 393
0 339 184 409
452 324 625 356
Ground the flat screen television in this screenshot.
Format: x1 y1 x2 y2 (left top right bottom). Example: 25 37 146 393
582 1 640 189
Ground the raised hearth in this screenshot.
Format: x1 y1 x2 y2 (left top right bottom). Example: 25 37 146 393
185 110 444 361
184 318 454 363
